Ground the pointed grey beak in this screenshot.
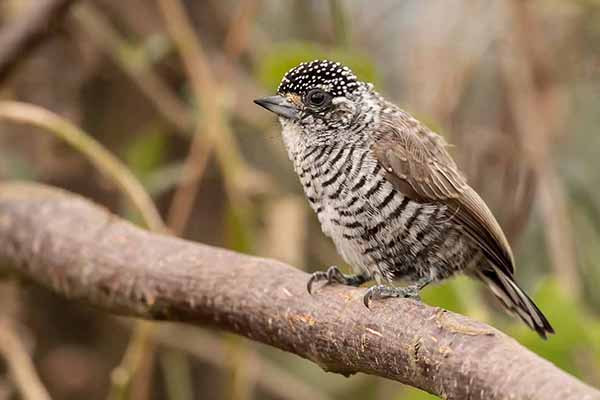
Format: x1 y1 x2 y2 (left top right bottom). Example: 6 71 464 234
254 95 299 120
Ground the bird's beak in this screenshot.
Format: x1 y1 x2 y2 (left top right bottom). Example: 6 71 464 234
254 95 299 120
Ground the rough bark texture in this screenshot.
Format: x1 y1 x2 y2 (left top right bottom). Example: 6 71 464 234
0 0 78 84
0 182 598 400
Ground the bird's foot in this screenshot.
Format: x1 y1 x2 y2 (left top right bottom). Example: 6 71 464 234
307 266 368 294
363 284 422 308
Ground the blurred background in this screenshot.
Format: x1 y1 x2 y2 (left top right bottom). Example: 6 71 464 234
0 0 599 399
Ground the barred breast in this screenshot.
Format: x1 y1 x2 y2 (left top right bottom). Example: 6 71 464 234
288 140 484 284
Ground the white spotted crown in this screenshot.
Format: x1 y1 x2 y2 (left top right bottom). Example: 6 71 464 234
277 60 360 97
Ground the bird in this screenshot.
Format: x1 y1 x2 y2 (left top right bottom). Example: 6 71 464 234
254 59 554 339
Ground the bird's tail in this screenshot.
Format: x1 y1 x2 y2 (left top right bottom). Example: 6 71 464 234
476 267 554 339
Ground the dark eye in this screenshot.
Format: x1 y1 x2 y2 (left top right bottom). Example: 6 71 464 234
306 89 331 108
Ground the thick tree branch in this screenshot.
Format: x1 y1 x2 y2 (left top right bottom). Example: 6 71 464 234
0 0 78 84
0 182 597 400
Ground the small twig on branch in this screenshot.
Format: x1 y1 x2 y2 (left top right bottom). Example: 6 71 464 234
0 182 598 400
0 319 51 400
0 0 78 85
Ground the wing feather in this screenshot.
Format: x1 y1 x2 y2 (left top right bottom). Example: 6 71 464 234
373 116 515 276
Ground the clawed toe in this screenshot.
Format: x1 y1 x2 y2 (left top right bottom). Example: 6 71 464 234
363 286 375 308
307 271 328 294
403 286 421 300
307 266 345 294
307 266 368 295
363 284 422 308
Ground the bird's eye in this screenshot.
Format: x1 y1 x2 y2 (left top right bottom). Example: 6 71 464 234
306 89 331 108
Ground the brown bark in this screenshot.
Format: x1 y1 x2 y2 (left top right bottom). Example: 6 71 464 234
0 182 597 400
0 0 78 84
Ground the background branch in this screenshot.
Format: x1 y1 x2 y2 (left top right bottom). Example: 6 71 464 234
0 182 597 400
0 319 51 400
0 100 166 399
0 101 164 232
73 3 193 133
152 325 333 400
0 0 78 84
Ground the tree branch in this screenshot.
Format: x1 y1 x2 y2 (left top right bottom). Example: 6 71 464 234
0 0 78 84
0 182 597 400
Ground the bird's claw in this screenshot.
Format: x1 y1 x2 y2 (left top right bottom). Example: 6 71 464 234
307 266 360 294
363 284 421 308
307 270 329 294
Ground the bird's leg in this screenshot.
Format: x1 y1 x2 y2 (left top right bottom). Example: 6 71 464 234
307 266 369 294
363 276 432 308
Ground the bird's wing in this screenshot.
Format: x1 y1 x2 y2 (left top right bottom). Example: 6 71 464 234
372 115 515 276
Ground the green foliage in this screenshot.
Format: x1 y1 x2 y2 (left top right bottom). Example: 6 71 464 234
396 387 440 400
225 207 254 254
510 278 600 378
120 127 169 227
421 278 471 315
124 128 169 182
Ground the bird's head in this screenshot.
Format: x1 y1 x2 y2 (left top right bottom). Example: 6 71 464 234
255 60 377 144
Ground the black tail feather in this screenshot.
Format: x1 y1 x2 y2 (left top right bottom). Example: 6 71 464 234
477 267 554 339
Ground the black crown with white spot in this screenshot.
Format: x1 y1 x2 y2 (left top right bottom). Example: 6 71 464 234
277 60 360 97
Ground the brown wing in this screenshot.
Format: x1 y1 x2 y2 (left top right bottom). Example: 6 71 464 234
373 116 515 276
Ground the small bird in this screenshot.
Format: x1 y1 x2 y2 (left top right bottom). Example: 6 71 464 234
255 60 554 338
